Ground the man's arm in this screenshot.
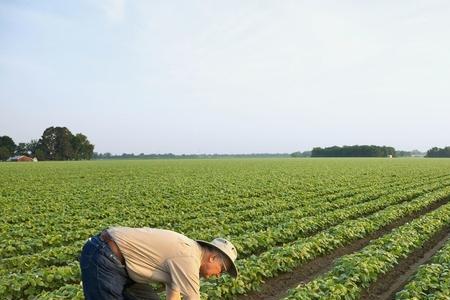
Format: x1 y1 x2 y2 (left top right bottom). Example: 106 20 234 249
166 286 181 300
165 257 201 300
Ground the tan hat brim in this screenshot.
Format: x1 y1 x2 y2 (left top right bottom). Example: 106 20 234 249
196 240 238 278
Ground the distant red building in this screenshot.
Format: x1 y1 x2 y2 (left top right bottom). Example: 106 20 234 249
8 155 37 162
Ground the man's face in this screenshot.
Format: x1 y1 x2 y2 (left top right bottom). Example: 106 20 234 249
199 254 226 279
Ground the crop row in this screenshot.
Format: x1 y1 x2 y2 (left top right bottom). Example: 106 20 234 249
5 185 450 299
0 262 79 300
28 187 450 300
1 174 446 261
3 161 444 239
395 237 450 299
36 283 84 300
2 177 447 276
2 160 369 228
233 180 450 257
283 199 450 299
0 243 83 276
199 174 449 238
0 170 399 239
2 159 450 299
199 187 450 299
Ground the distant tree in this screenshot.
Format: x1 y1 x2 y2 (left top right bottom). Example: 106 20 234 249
121 153 135 158
311 145 396 157
411 149 425 156
0 136 16 160
442 147 450 157
37 127 57 160
291 151 311 158
291 151 303 157
426 146 450 157
15 143 28 156
395 150 412 157
35 148 46 161
36 127 94 160
37 127 74 160
302 151 312 157
26 139 39 156
0 146 10 161
396 150 425 157
71 133 94 160
94 152 112 159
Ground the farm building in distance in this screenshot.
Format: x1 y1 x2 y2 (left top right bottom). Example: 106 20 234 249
7 155 38 162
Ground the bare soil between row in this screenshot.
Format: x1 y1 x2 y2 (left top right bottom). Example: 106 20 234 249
360 228 450 300
236 196 450 300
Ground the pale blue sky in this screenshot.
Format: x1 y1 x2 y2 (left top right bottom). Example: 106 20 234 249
1 1 449 154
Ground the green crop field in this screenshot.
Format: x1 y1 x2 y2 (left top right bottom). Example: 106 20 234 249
2 158 450 299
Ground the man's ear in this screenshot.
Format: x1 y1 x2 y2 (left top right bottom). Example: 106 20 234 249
207 253 215 263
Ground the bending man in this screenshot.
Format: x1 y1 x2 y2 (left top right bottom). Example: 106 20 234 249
80 227 238 300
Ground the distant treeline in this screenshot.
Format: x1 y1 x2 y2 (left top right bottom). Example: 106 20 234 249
93 152 291 160
3 131 448 161
95 147 430 160
290 151 312 157
426 147 450 157
302 146 428 158
311 145 396 157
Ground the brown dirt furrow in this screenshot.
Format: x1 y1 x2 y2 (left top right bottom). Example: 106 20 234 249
236 197 450 300
360 229 450 300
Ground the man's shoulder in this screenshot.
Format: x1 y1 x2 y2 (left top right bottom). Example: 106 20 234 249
109 227 200 256
110 227 189 239
148 228 196 245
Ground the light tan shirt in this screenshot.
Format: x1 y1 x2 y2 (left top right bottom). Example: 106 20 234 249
108 227 203 300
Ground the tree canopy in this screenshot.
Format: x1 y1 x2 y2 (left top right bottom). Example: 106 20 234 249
0 136 17 161
36 127 94 161
290 151 311 157
311 145 396 157
426 147 450 157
